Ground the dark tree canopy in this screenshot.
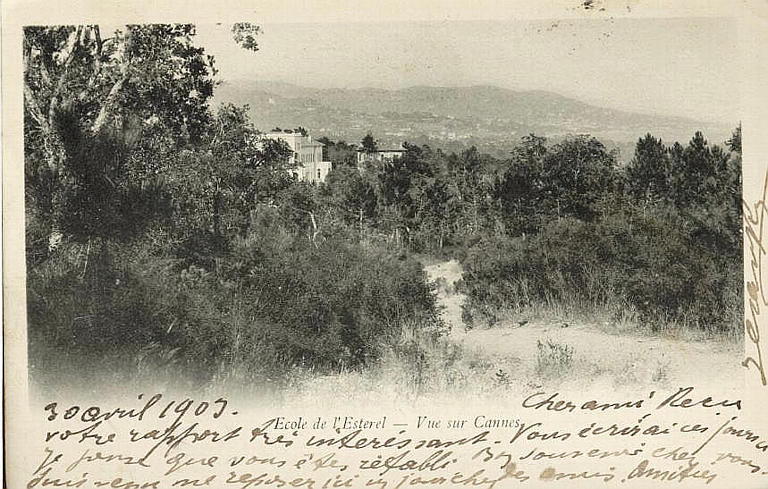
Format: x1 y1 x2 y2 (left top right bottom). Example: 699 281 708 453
24 24 225 244
361 133 378 153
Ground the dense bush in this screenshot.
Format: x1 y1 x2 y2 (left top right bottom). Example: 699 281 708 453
456 129 742 334
27 209 441 386
214 213 440 370
462 206 742 331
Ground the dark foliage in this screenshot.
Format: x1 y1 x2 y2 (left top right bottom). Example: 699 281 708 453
24 24 743 391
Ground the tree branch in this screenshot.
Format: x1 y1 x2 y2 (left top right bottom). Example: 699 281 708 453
86 26 104 89
91 28 132 134
91 72 128 133
23 79 49 131
47 26 84 124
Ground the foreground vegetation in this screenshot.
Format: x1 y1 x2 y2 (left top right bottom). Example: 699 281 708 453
325 128 743 334
24 24 742 392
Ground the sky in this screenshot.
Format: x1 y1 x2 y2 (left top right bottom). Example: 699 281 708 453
195 18 738 124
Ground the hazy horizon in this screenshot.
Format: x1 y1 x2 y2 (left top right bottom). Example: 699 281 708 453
196 18 738 125
216 78 734 127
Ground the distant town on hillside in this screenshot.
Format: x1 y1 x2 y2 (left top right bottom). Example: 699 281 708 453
215 80 734 162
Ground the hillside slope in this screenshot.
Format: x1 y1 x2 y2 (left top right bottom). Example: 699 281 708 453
214 80 734 158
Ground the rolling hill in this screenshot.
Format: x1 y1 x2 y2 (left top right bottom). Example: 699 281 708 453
214 80 735 160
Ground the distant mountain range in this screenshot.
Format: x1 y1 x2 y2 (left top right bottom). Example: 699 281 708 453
214 80 735 161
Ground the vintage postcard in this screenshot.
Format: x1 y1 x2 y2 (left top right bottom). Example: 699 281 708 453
4 0 768 488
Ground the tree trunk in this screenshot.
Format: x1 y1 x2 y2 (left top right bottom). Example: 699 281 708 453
212 186 222 243
309 211 319 248
81 237 92 279
358 207 363 240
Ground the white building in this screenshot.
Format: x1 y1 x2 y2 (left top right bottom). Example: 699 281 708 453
264 130 333 184
356 146 406 168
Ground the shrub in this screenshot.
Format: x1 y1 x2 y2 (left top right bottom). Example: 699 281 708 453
535 339 574 378
462 205 742 333
27 210 444 388
217 219 442 370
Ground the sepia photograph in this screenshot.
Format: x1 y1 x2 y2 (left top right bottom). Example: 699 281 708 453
22 16 743 409
12 2 768 488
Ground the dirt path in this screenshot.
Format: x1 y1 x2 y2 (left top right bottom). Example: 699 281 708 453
425 260 743 394
424 259 466 337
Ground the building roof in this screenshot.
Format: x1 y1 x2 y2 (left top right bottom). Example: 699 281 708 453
264 132 325 146
356 148 406 153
